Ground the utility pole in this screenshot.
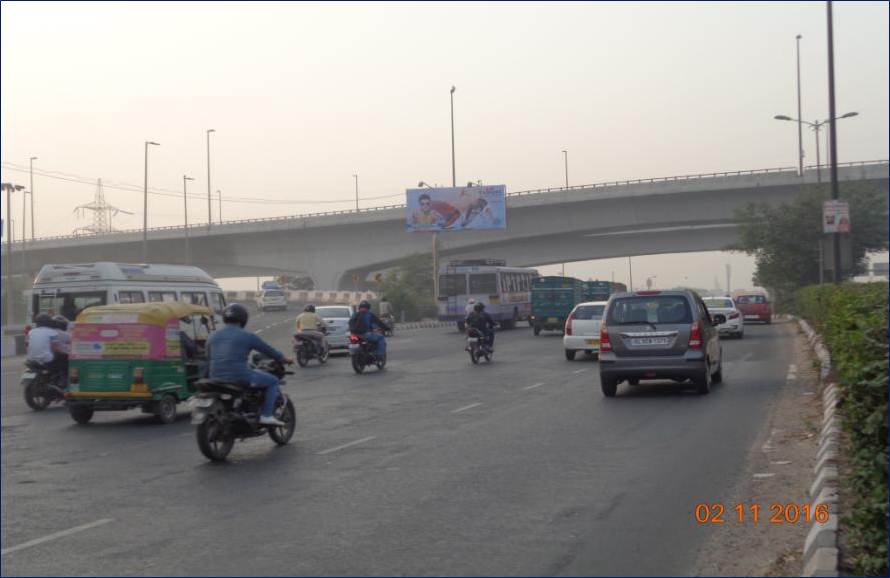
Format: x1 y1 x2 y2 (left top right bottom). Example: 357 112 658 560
826 1 841 282
206 129 215 230
183 175 195 265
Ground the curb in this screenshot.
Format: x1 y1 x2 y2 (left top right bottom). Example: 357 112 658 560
797 317 841 577
393 320 455 332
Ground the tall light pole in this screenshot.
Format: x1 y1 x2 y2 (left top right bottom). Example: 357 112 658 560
627 256 634 290
420 180 440 300
795 34 804 177
142 141 160 262
2 183 24 324
353 174 359 211
562 150 569 188
183 175 194 265
217 190 222 223
826 0 841 282
206 129 215 230
773 112 857 183
450 86 456 188
29 156 37 241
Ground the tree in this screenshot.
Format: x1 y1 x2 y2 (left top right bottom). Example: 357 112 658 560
731 182 888 309
378 252 437 321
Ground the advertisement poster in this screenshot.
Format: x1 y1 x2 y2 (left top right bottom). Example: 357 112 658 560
406 185 506 232
71 323 170 359
823 200 851 234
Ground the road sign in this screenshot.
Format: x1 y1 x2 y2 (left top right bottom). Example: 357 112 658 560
823 200 851 234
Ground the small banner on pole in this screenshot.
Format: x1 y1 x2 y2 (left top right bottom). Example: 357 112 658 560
822 200 851 234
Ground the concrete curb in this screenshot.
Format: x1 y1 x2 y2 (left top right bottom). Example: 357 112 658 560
796 317 842 577
393 320 455 332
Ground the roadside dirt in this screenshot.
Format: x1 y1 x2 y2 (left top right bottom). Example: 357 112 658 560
692 319 823 576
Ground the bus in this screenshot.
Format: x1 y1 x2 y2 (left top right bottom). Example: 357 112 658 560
437 259 538 329
29 262 227 323
582 280 628 302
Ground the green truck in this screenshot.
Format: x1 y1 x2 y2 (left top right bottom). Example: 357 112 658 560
530 276 584 335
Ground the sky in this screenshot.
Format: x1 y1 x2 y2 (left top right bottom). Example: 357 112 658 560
2 1 888 290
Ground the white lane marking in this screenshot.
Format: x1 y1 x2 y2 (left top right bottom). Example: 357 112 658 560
802 391 816 396
770 460 792 465
316 436 376 455
786 364 798 381
451 402 483 414
572 369 587 375
753 473 776 479
740 352 754 362
522 382 545 391
1 518 113 556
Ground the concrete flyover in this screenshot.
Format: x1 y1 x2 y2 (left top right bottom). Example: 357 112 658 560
4 161 887 289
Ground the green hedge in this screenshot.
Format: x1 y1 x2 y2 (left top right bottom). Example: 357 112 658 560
795 282 888 576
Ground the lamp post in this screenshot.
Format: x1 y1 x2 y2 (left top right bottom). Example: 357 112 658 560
795 34 804 177
2 182 24 324
353 174 359 211
183 175 195 265
142 140 160 262
562 150 569 188
419 180 440 300
29 156 37 241
206 129 215 229
217 190 222 223
773 112 857 182
826 0 841 282
627 256 634 291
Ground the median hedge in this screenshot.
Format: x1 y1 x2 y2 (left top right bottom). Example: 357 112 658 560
795 282 888 576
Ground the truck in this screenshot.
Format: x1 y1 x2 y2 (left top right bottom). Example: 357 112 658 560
582 280 628 302
530 276 584 336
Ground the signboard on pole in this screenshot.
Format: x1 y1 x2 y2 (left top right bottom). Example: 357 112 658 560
406 185 506 232
823 200 851 234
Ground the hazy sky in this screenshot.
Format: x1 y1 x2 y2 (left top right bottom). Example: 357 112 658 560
2 1 888 289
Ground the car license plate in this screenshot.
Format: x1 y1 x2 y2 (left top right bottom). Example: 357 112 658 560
744 315 759 319
547 317 558 323
630 337 670 346
22 372 36 379
467 337 478 343
348 344 360 352
585 339 599 345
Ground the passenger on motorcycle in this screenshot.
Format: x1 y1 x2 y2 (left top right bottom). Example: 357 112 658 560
295 304 329 354
464 297 477 318
206 303 293 427
466 302 497 348
27 314 69 377
349 300 387 359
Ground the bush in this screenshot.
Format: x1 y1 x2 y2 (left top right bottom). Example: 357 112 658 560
795 282 888 575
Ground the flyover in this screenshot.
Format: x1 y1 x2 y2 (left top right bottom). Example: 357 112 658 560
4 161 887 289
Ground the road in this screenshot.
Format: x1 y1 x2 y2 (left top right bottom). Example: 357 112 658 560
1 310 798 576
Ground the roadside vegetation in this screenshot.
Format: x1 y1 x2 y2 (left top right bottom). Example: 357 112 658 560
376 252 437 322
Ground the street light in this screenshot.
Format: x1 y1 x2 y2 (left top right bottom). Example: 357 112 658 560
29 156 37 241
773 112 858 182
562 150 568 188
795 34 804 177
142 141 160 262
217 190 222 223
183 175 195 265
353 174 359 211
206 129 215 230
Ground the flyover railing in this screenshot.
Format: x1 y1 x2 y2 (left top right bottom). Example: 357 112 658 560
12 159 888 245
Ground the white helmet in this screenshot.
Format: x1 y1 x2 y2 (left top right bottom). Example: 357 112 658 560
467 298 476 304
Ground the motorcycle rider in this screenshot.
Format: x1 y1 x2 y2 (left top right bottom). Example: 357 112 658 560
466 302 497 349
464 297 477 318
294 304 329 356
348 300 387 360
206 303 293 427
27 314 70 378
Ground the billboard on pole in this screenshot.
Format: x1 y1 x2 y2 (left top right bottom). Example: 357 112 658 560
823 200 851 233
406 185 506 232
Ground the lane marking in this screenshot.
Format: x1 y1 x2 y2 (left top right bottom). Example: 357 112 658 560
786 364 798 381
522 382 545 391
316 436 376 455
770 460 792 466
572 369 587 375
1 518 113 556
740 352 754 362
753 473 776 479
451 402 483 414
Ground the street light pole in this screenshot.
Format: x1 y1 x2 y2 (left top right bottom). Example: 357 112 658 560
826 0 841 282
774 113 857 184
353 174 359 211
450 86 456 188
627 256 634 290
217 190 222 223
206 129 215 230
29 156 37 241
562 150 568 188
795 34 804 177
183 175 194 265
142 141 160 262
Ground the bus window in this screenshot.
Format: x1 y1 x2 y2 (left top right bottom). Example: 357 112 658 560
209 292 225 313
439 274 467 297
469 273 498 295
148 291 178 303
33 291 107 321
182 291 208 306
118 291 145 304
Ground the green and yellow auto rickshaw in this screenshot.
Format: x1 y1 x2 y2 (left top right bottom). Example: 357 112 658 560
65 302 215 425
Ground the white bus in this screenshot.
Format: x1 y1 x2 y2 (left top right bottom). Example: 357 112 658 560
30 262 227 322
437 260 538 329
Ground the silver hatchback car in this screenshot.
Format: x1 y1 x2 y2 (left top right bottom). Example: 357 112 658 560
597 289 724 397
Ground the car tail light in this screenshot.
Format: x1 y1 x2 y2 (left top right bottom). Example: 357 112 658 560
728 312 739 319
133 367 145 384
565 312 575 335
349 334 360 344
69 367 79 384
600 325 612 352
688 321 702 349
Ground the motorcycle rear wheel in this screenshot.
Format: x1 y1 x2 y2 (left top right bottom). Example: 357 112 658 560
197 416 235 461
24 381 51 411
268 398 297 445
296 348 310 368
469 348 479 364
351 355 366 374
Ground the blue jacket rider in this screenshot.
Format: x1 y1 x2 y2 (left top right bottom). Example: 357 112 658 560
349 300 387 358
207 303 293 426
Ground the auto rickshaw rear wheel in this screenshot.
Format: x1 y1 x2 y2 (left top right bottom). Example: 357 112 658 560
69 404 94 424
156 394 178 425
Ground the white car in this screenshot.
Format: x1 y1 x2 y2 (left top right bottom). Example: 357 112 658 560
703 296 744 338
316 305 354 352
563 301 607 360
255 289 288 312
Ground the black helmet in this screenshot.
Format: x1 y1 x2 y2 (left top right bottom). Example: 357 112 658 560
34 313 53 328
359 300 371 310
474 302 485 312
304 304 316 312
222 303 249 327
52 315 69 331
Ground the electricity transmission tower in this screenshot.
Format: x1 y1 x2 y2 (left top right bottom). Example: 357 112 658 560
73 179 131 234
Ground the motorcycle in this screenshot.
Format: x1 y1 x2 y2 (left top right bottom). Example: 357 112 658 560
21 360 67 411
466 327 494 364
293 327 329 367
191 355 297 462
348 331 386 374
380 315 395 337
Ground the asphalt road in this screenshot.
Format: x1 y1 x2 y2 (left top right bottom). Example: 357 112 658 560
1 311 797 576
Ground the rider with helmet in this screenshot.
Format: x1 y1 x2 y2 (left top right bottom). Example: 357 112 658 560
294 304 329 355
348 300 387 359
465 302 497 349
206 303 293 427
27 313 70 377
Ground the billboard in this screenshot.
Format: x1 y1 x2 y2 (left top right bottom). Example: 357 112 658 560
823 200 851 234
406 185 506 232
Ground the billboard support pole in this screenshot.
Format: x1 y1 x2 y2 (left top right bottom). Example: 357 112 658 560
432 232 439 302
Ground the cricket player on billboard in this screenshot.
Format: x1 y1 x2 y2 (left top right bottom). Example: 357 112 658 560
405 185 506 232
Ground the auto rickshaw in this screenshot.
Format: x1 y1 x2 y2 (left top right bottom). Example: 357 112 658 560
65 302 215 425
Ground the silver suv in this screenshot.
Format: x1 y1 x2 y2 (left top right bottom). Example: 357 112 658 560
598 289 724 397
